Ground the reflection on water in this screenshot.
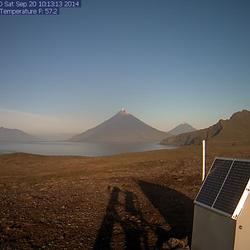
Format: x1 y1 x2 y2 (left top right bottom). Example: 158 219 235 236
0 141 176 156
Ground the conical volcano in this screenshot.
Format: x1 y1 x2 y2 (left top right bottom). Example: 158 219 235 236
71 110 168 143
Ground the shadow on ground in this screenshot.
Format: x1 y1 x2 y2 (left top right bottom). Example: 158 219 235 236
93 181 193 250
138 180 194 243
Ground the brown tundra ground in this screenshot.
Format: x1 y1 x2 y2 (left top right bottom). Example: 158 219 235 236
0 144 250 250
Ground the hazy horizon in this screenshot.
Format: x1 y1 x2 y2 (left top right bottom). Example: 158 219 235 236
1 108 249 140
1 0 250 136
1 107 199 138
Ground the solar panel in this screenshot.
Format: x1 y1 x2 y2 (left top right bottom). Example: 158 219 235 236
214 160 250 215
196 159 233 206
195 158 250 217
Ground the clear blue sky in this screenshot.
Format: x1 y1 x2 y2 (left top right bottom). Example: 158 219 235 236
0 0 249 134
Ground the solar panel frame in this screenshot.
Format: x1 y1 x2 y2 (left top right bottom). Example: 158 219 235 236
194 157 219 202
213 160 250 215
195 157 250 218
195 158 233 207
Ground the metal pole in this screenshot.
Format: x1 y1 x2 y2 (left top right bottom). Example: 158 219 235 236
202 140 206 181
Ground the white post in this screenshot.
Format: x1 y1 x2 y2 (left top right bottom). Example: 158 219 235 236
202 140 206 182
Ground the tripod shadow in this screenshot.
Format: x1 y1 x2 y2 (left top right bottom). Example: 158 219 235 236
93 187 120 250
93 186 170 250
138 180 194 244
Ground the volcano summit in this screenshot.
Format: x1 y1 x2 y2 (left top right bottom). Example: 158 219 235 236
71 110 168 143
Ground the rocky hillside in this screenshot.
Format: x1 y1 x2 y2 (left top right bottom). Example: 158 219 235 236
161 110 250 146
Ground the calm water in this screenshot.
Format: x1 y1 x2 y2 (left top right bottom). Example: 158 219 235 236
0 141 176 156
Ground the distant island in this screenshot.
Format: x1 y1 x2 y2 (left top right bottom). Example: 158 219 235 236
167 123 196 136
0 127 39 142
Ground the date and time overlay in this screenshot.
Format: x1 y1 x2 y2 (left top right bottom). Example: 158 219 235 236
0 0 81 15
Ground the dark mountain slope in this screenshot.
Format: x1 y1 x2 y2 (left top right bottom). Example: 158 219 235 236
161 110 250 146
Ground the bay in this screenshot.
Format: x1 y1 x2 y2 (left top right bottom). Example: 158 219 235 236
0 141 176 156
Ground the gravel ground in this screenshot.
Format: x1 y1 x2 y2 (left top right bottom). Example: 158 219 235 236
0 144 249 249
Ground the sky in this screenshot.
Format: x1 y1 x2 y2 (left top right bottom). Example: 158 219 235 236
0 0 250 136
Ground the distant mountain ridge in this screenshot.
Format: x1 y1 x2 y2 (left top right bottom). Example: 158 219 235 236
71 110 169 143
0 127 38 142
168 123 196 135
161 110 250 146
